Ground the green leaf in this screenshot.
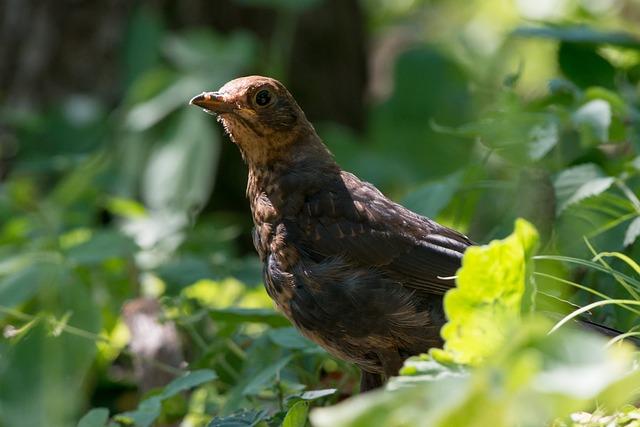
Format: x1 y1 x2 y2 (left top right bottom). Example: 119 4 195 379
268 327 315 349
311 319 640 427
0 276 100 427
401 172 462 219
572 99 612 144
141 110 219 214
233 0 321 11
559 43 615 89
122 5 164 89
438 219 539 365
163 30 256 73
77 408 109 427
512 25 640 48
65 230 138 265
624 216 640 247
209 307 290 327
119 370 217 427
0 261 64 308
528 118 559 160
207 409 269 427
243 355 293 396
283 401 309 427
396 353 466 382
553 164 613 213
160 369 217 399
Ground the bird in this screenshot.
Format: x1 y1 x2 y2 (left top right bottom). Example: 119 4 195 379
190 76 474 392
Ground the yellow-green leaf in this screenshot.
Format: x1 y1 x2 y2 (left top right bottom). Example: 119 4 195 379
438 219 539 365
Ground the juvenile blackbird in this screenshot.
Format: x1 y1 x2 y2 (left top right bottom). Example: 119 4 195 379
190 76 473 391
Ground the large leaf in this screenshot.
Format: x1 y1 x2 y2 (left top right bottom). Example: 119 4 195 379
141 110 219 214
0 275 100 427
0 259 65 309
435 219 539 365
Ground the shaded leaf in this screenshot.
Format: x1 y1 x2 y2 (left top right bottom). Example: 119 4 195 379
119 370 217 427
77 408 109 427
513 25 640 48
209 307 290 327
208 409 269 427
0 261 64 308
234 0 321 11
401 172 462 219
243 355 293 396
160 369 217 399
65 230 138 265
268 327 315 350
559 43 615 89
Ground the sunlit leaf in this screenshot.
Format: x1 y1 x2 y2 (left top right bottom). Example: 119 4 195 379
437 219 539 365
283 400 309 427
300 389 337 400
554 164 613 213
623 216 640 246
572 99 612 143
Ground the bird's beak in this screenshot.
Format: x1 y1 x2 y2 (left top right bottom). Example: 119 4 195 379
189 91 236 114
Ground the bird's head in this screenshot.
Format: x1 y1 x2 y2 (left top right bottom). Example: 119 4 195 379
190 76 317 165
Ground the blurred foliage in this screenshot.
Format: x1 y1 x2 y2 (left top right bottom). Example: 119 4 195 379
2 0 640 426
311 221 640 427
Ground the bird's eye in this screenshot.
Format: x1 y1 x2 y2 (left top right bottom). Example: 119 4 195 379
254 89 273 107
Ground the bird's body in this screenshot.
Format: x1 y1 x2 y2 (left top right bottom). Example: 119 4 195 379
191 76 473 390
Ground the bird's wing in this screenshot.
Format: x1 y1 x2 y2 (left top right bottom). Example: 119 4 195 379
295 172 473 295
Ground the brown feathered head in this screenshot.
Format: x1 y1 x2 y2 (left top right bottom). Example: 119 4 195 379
190 76 317 165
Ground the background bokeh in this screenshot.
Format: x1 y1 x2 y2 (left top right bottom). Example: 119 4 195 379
1 1 640 426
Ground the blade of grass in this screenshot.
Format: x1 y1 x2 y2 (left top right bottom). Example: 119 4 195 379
592 252 640 276
549 299 640 334
605 329 640 348
534 255 640 292
584 239 640 300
